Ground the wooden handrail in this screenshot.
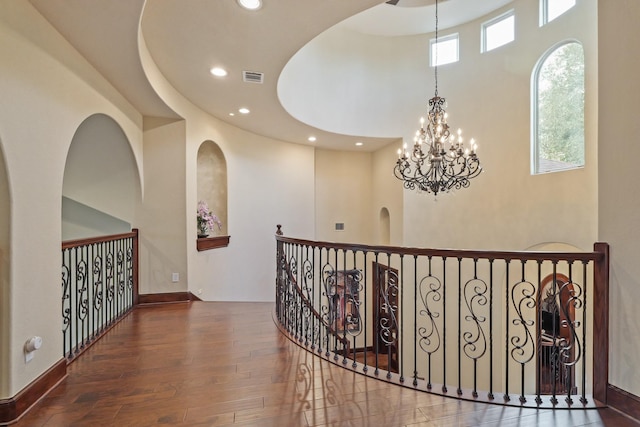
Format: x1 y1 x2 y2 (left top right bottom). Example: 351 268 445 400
62 229 138 250
276 235 603 263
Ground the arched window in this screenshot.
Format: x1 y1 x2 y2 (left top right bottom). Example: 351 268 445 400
531 41 585 174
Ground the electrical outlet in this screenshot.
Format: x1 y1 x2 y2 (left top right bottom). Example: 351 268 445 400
171 272 179 283
197 288 203 295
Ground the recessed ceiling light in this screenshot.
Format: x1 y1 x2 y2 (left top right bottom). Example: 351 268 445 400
308 136 317 142
237 0 262 10
355 142 363 146
238 108 250 114
210 67 228 77
229 112 235 116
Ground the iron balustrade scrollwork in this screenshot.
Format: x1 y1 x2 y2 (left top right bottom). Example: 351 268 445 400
275 227 610 409
61 230 138 361
462 272 488 398
275 241 350 358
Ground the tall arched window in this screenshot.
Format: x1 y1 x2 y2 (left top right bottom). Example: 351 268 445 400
531 41 584 174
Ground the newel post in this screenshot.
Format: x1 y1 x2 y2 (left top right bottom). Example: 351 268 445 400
275 225 283 320
132 228 139 306
592 242 609 404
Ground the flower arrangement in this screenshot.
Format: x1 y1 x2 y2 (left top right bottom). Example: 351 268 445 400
197 200 222 237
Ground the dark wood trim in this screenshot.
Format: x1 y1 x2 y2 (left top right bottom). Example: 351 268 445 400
0 359 66 424
276 235 604 263
593 242 610 404
61 230 138 250
607 384 640 422
132 228 139 306
137 291 201 305
196 235 230 251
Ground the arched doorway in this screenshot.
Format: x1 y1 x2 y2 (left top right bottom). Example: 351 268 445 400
62 114 140 240
0 139 10 398
537 273 577 395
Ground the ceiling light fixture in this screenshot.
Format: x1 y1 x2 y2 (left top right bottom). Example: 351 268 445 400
237 0 262 11
394 0 481 196
238 108 250 114
210 67 228 77
355 142 363 146
308 136 317 142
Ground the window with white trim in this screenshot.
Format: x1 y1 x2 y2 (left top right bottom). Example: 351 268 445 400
540 0 576 26
482 10 515 52
430 34 459 67
531 41 585 174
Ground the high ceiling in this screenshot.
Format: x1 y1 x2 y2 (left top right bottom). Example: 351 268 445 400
29 0 512 151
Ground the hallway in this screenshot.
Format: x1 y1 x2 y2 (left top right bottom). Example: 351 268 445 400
12 302 637 426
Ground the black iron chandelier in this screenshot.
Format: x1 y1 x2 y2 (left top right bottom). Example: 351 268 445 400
394 0 482 196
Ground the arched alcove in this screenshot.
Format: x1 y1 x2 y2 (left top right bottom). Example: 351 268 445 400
379 207 390 245
62 114 141 240
197 141 228 236
0 138 10 398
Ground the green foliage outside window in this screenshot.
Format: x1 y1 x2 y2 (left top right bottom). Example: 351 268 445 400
536 42 585 173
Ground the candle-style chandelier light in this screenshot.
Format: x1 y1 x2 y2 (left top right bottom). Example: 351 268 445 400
394 0 482 196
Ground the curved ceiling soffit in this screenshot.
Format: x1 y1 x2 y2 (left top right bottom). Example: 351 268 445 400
139 0 398 151
27 0 179 120
277 24 429 139
277 0 513 139
136 4 184 127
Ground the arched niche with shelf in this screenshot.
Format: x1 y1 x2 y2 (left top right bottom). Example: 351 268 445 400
196 141 229 250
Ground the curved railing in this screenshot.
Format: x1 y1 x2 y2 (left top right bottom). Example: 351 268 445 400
275 226 609 409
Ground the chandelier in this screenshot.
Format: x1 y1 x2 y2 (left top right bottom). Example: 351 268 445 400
394 0 481 196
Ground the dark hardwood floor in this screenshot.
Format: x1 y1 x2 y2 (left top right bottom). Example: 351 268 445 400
11 302 639 426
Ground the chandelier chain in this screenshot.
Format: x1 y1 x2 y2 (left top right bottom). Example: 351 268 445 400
434 0 438 97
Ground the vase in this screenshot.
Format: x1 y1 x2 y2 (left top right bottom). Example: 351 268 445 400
198 233 209 238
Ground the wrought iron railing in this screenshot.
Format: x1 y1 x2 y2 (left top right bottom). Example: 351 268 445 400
275 225 609 409
61 230 138 361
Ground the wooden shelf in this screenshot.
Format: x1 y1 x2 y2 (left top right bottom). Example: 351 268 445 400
196 235 230 251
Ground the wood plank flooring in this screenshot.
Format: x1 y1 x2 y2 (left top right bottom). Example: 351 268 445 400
12 302 640 426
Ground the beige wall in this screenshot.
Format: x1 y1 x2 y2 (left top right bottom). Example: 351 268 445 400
315 149 373 244
285 0 597 253
372 141 404 246
598 0 640 397
0 1 143 397
400 0 598 252
0 142 10 398
139 31 316 302
137 118 188 295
